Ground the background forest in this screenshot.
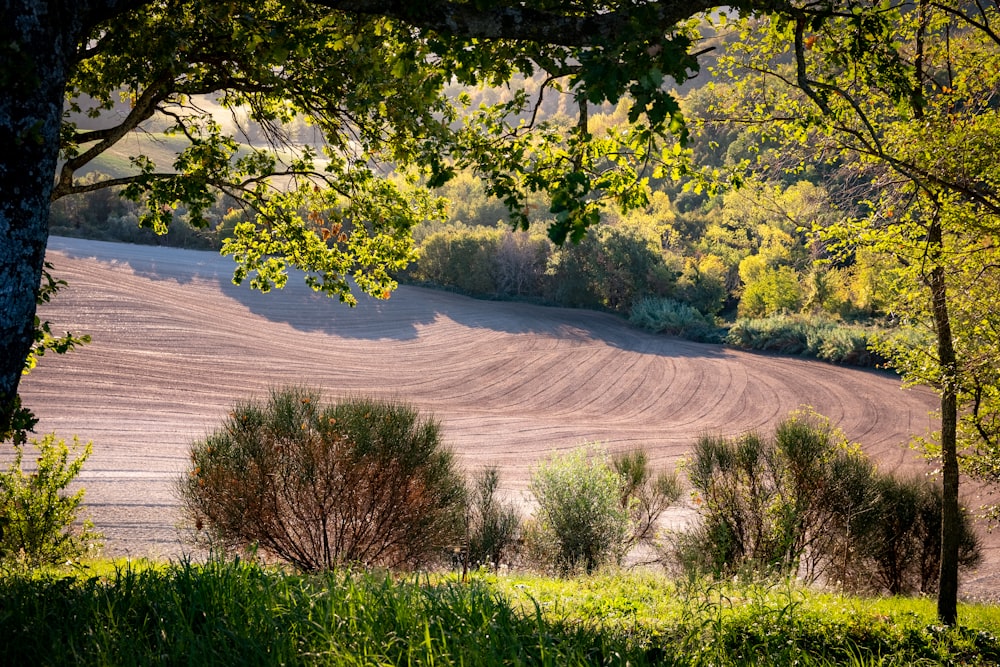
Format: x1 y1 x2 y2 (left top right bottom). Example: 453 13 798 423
49 35 896 368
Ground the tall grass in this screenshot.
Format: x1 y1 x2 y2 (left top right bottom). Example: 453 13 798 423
1 560 997 665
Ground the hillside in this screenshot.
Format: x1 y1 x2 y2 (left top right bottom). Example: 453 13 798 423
17 237 997 598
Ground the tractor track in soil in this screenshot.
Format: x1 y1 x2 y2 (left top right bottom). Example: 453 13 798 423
16 237 998 600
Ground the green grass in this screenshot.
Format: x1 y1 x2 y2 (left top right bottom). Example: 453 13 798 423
1 559 997 665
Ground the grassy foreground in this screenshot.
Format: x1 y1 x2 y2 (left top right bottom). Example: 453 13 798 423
1 559 998 666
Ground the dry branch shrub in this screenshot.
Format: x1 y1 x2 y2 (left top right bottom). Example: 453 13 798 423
676 410 982 594
613 449 682 553
465 466 521 570
180 388 465 571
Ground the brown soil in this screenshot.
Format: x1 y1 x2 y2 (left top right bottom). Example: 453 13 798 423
17 236 998 599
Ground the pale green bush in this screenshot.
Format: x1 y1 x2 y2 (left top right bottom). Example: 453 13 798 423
727 314 880 366
529 447 630 574
0 434 101 569
629 296 722 342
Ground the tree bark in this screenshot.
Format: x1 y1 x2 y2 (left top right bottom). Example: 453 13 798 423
928 216 960 626
0 2 78 426
0 1 150 432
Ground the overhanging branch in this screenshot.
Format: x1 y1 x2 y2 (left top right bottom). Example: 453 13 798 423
304 0 726 45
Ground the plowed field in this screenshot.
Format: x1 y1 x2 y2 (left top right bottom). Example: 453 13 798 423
18 237 998 598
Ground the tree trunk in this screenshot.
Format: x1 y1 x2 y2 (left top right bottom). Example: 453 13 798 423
0 2 79 431
928 217 960 626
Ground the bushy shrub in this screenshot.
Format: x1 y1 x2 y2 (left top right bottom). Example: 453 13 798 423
545 224 674 313
464 466 521 570
492 231 550 297
629 297 723 342
0 434 101 569
680 430 797 576
845 474 981 595
726 314 880 366
676 411 982 593
412 226 551 298
412 221 679 313
413 227 503 294
528 447 630 574
543 240 603 309
180 388 466 571
528 446 680 574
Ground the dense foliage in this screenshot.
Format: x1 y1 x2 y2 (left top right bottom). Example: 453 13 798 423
180 388 465 570
526 446 679 574
0 434 101 570
528 447 631 574
677 412 981 594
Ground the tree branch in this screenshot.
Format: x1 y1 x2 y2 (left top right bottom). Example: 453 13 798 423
304 0 726 45
54 75 173 200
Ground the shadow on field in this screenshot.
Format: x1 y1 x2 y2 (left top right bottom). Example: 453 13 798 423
49 235 723 358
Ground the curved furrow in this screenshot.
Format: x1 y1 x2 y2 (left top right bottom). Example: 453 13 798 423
19 236 988 587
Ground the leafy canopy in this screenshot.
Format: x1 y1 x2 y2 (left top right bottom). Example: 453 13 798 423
58 0 719 306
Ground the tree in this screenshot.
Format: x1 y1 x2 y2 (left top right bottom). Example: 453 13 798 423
709 0 1000 624
2 0 731 433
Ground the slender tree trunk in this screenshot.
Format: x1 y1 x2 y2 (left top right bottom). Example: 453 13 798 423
927 216 960 626
905 0 961 627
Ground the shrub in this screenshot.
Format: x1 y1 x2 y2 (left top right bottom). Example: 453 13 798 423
592 225 675 312
0 434 101 569
677 411 983 593
543 240 603 309
678 414 890 580
680 431 797 576
545 224 674 313
528 446 630 574
726 314 881 366
629 297 723 342
180 388 466 571
726 314 811 355
612 449 682 552
464 466 521 570
492 230 550 297
413 227 502 294
847 474 982 595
